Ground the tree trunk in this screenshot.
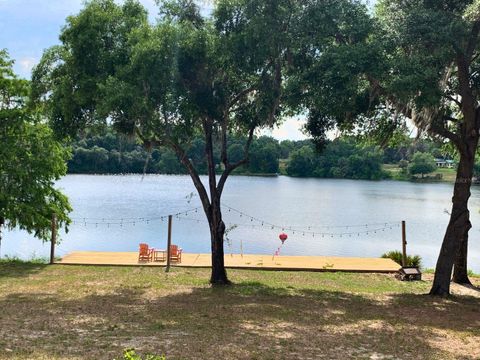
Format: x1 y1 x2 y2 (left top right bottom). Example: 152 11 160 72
204 121 230 286
430 149 475 295
452 232 472 285
209 204 229 285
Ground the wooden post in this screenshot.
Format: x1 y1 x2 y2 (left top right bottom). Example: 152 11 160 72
165 215 172 272
50 214 57 265
401 220 407 267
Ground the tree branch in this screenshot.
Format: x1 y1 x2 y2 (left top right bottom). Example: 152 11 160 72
217 126 255 196
444 94 462 108
203 119 218 206
430 118 461 148
169 140 211 213
456 53 477 132
227 86 256 110
135 127 211 213
220 118 228 168
444 115 460 123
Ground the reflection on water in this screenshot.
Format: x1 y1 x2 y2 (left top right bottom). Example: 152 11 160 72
2 174 479 272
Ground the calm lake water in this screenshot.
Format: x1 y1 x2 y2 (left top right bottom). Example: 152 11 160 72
2 175 480 272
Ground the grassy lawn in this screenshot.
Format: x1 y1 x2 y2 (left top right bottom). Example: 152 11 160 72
435 167 458 182
383 164 458 182
0 262 479 360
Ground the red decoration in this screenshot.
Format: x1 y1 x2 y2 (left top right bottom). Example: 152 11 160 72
273 234 288 259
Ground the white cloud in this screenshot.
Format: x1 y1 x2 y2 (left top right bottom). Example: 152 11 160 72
261 116 308 141
19 57 37 73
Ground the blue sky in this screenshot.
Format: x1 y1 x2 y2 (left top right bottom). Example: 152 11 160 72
0 0 374 140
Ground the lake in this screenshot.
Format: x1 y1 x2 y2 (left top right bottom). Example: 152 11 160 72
2 175 480 272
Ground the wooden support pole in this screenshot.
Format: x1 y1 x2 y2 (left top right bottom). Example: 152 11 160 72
50 214 57 265
401 220 407 267
165 215 172 272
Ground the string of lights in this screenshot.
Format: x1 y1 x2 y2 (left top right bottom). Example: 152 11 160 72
222 204 399 230
70 206 201 226
175 212 400 238
68 203 401 238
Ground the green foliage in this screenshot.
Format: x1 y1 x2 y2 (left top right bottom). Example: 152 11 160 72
375 0 465 110
67 128 452 182
32 0 292 151
286 146 315 177
121 349 165 360
0 50 71 242
286 138 386 180
67 130 282 175
408 152 436 178
287 0 377 148
156 150 186 174
382 137 449 164
381 250 422 268
70 129 455 181
398 159 409 172
247 136 281 174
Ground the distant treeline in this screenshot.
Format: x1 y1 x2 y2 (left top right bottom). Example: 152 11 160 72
285 139 386 179
68 130 283 175
68 129 451 180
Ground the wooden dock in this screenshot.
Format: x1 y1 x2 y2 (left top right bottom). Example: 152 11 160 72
58 251 401 273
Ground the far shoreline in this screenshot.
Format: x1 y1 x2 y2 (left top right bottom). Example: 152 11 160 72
62 172 466 185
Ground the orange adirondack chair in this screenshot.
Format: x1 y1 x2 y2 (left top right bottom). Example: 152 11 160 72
138 243 154 262
169 245 182 263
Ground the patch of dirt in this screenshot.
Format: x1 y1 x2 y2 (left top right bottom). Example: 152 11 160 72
422 273 480 298
426 328 480 359
450 283 480 298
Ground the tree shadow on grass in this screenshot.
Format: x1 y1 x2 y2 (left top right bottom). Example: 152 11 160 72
0 280 479 359
0 260 48 279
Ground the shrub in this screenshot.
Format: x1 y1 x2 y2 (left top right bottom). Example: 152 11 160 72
408 152 436 178
381 250 422 268
0 256 49 265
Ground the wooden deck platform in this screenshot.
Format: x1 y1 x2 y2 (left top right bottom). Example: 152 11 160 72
58 251 401 273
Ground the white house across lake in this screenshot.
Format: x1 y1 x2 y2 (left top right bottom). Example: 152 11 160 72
434 158 456 168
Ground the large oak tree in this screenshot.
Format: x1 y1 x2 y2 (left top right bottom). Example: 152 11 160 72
34 0 428 287
32 0 294 284
299 0 480 295
374 0 480 295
